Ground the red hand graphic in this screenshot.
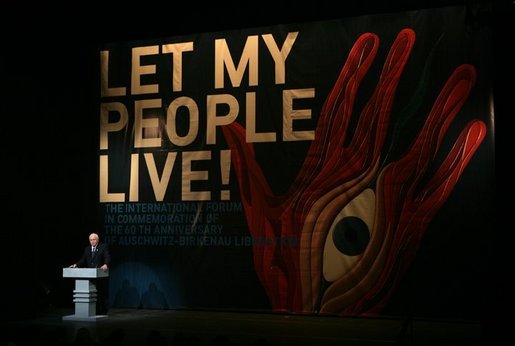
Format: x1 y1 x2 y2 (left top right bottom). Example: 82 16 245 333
222 28 486 315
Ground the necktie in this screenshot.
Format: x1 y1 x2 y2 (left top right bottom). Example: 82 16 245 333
92 247 96 256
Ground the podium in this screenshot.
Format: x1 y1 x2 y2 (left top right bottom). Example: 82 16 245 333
62 268 109 321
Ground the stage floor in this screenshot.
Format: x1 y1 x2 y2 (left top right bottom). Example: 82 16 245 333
4 307 481 345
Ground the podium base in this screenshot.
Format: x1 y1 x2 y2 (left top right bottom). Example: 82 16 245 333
62 314 108 322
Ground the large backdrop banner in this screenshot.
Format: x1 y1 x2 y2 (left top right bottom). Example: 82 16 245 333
98 5 494 319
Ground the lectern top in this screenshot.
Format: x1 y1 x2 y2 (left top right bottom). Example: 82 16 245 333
62 267 109 278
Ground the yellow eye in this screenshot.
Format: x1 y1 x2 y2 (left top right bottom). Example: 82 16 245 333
323 188 375 282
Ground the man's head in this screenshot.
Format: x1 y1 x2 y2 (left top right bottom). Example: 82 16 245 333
89 233 99 247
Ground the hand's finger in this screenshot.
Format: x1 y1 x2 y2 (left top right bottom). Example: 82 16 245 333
292 32 379 193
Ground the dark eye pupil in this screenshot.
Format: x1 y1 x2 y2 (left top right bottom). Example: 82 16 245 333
345 227 357 242
332 216 370 256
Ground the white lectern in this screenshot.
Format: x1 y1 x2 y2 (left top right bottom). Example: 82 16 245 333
62 268 109 321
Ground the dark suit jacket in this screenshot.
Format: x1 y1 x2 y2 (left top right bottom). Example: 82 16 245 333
76 243 111 268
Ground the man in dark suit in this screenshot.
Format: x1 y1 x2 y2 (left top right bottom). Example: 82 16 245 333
70 232 111 314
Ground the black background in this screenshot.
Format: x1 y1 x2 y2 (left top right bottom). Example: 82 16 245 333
1 0 510 335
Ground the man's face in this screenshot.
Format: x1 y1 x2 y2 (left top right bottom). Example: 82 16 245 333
89 236 99 247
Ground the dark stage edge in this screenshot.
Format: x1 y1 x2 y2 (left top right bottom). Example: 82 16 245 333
4 308 481 346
